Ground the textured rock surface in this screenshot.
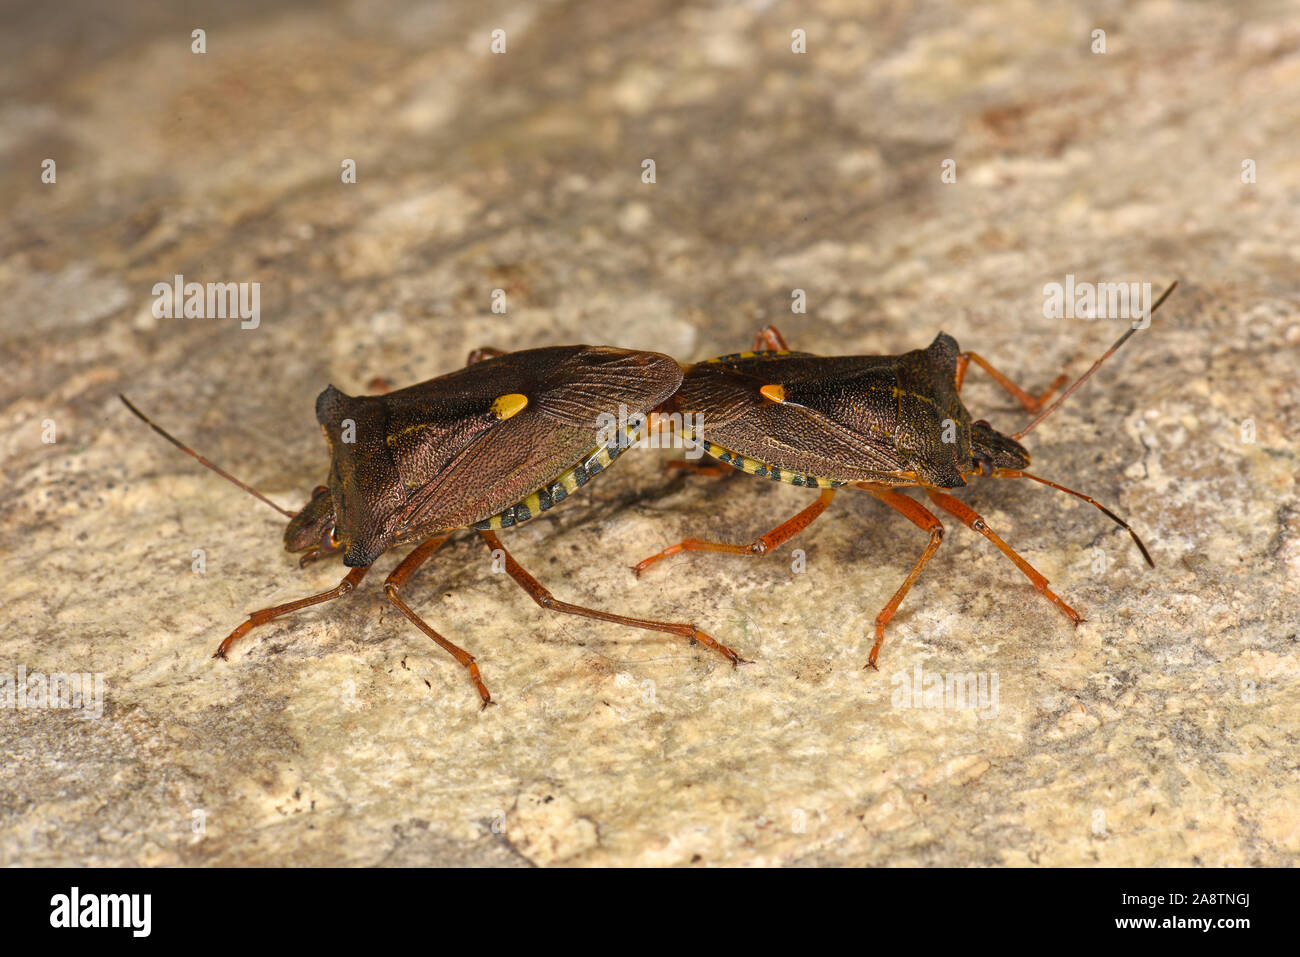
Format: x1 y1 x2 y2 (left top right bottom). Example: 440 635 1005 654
1 0 1297 866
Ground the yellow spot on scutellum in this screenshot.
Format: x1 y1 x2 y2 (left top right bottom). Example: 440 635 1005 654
492 393 528 420
760 384 786 403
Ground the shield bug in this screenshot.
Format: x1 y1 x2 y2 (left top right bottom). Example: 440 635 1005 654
122 345 740 708
635 283 1176 668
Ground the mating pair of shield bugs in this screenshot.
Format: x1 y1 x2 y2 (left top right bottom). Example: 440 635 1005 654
122 283 1173 708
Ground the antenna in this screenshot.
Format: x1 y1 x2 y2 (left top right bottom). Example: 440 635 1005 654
1012 281 1177 440
994 468 1154 567
119 394 296 518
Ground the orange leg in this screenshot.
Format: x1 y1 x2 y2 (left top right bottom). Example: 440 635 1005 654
666 459 732 478
954 353 1068 413
923 489 1082 625
752 326 790 351
480 531 743 665
861 487 946 669
632 488 836 577
467 347 506 366
214 565 371 659
383 535 494 708
372 345 504 392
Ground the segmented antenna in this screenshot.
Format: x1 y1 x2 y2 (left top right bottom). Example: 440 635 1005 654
1012 281 1177 440
993 468 1154 566
119 394 297 518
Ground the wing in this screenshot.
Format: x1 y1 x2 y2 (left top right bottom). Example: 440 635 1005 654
679 353 912 479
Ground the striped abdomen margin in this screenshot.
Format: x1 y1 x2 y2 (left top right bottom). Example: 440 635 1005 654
701 348 792 363
687 434 848 490
472 422 643 531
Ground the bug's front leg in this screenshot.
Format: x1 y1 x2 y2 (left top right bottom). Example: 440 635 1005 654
751 326 790 351
466 347 507 366
859 486 946 669
383 535 494 708
923 489 1082 625
214 565 370 659
953 352 1068 413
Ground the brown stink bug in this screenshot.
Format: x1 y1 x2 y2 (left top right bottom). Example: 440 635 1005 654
634 283 1176 667
123 344 741 708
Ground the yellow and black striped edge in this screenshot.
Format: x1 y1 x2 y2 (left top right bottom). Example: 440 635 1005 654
701 348 792 363
472 422 643 531
684 430 847 490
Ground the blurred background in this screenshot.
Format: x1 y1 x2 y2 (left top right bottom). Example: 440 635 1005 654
1 0 1297 866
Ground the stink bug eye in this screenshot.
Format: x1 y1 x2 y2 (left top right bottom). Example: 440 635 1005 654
284 484 338 558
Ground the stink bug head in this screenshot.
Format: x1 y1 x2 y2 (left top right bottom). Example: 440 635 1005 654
117 395 347 566
969 419 1031 475
284 485 341 566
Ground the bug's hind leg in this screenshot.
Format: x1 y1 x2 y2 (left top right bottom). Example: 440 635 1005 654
752 326 790 351
370 345 505 391
665 459 732 479
860 487 946 669
480 530 744 666
466 347 507 366
215 565 370 659
632 488 836 577
954 353 1068 413
383 535 494 708
924 489 1082 625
